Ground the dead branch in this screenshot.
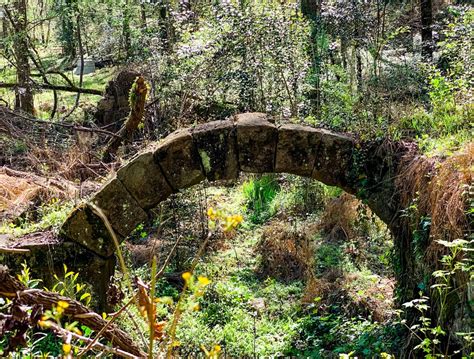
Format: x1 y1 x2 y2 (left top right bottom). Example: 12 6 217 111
0 82 103 95
48 321 139 359
0 266 146 358
1 106 121 138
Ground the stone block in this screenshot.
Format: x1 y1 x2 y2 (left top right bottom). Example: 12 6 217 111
311 129 355 188
154 129 205 190
117 151 173 209
235 113 278 173
91 178 147 238
276 124 322 176
0 231 115 311
192 120 239 181
60 203 115 257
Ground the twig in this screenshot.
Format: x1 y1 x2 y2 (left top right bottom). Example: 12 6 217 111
0 82 102 95
0 247 30 254
155 235 182 280
48 321 139 359
125 307 148 349
77 295 136 357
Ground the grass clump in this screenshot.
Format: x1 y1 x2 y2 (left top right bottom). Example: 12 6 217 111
256 222 313 282
242 175 280 224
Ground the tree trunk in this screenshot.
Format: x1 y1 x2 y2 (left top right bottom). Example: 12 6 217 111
301 0 322 117
159 0 170 51
356 46 363 93
140 3 147 31
12 0 34 115
122 0 132 59
38 0 45 44
340 37 348 71
102 76 148 162
1 15 8 41
59 0 77 59
420 0 433 60
352 0 363 93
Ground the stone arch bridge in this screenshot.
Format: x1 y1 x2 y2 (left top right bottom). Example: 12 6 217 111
61 112 403 259
3 113 411 308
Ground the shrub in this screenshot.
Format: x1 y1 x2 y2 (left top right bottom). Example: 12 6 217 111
270 176 327 216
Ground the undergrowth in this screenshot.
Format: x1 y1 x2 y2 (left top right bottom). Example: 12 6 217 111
0 198 73 236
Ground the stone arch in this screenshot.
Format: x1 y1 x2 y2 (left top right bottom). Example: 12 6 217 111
59 112 406 307
60 113 398 257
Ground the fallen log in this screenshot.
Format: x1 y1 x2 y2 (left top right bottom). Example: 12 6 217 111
0 82 103 96
0 266 146 358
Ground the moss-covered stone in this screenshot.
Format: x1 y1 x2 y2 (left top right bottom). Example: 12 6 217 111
276 124 322 176
192 120 239 181
0 232 115 311
60 202 115 257
311 129 355 190
154 128 205 190
91 177 148 238
117 150 174 209
235 113 277 173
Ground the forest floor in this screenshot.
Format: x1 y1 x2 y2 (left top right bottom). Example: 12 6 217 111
0 170 405 357
106 179 404 357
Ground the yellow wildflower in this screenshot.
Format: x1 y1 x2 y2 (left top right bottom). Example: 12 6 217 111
182 272 192 282
62 343 72 354
38 319 52 329
198 276 211 286
58 300 69 309
57 301 69 314
207 207 217 220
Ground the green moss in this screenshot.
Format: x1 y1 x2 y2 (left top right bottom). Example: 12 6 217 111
199 149 212 174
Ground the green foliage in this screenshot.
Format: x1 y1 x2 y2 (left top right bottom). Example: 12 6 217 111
315 243 344 274
242 175 280 224
175 274 302 357
291 313 402 358
28 332 63 358
399 238 474 357
270 176 326 216
17 262 42 289
412 216 432 261
0 199 73 237
51 264 92 306
319 65 356 131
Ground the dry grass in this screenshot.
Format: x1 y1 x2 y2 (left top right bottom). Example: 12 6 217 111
396 142 473 258
317 193 359 241
302 270 395 322
428 143 473 243
256 222 314 282
0 167 82 221
26 137 116 181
